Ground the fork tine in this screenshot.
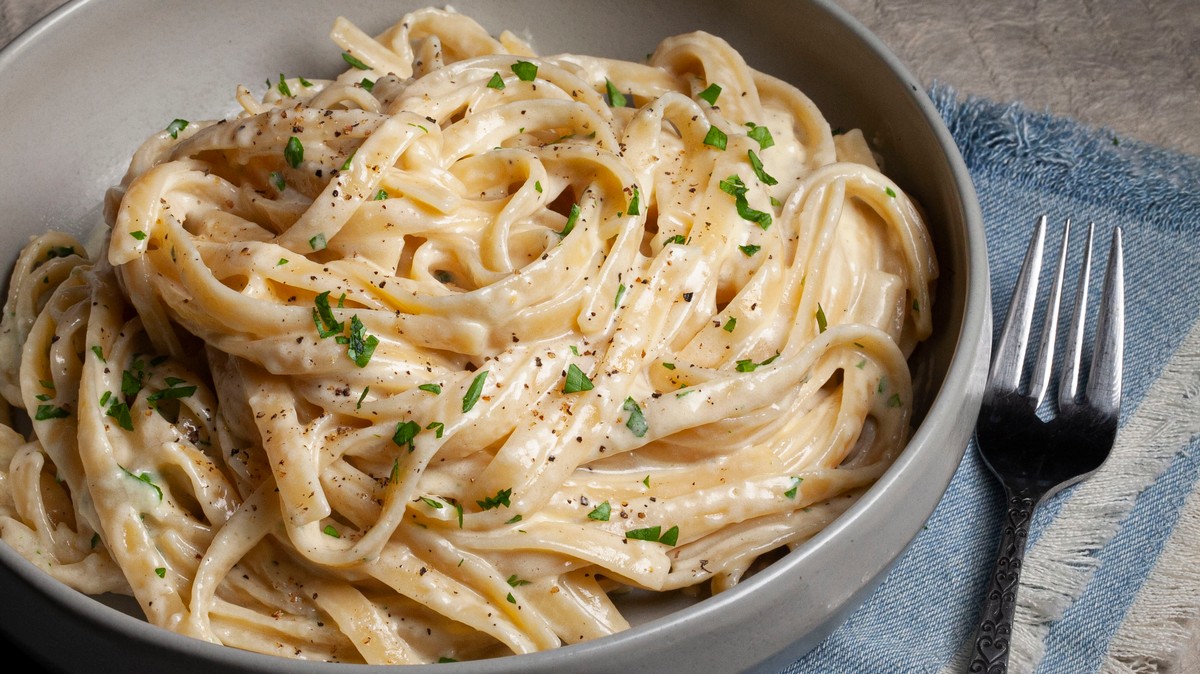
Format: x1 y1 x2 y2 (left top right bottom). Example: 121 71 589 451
1086 227 1124 414
1027 219 1071 406
1058 223 1095 406
989 215 1046 394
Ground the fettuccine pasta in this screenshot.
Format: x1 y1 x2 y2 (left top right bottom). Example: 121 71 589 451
0 7 936 664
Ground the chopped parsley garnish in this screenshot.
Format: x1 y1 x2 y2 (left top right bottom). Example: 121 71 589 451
885 186 897 198
626 524 678 545
627 185 641 215
697 82 722 105
748 150 778 185
451 499 464 527
661 362 676 370
587 501 611 521
418 383 442 395
534 180 543 193
703 125 728 150
563 364 594 393
784 476 803 499
34 404 69 420
739 244 761 257
342 52 370 70
130 230 148 241
420 496 444 509
323 524 340 538
487 72 506 89
815 303 828 333
511 60 538 81
605 78 627 107
506 574 531 587
622 397 648 437
120 465 162 500
506 592 517 604
718 175 772 229
505 514 523 524
663 234 687 245
659 525 679 546
121 366 145 398
298 76 313 87
106 399 134 431
356 386 370 409
277 258 288 266
392 420 421 452
277 74 292 97
888 393 903 408
360 78 375 92
373 188 388 201
311 291 344 338
165 119 188 139
558 203 580 238
744 122 775 150
284 136 304 168
340 151 355 171
347 315 379 367
878 376 888 394
426 421 445 438
99 391 111 406
309 233 327 251
476 487 512 511
614 283 627 309
147 381 197 407
91 345 106 362
154 567 166 578
462 371 488 412
723 317 737 332
270 171 286 191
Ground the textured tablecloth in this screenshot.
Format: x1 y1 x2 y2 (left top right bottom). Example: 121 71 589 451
3 2 1199 673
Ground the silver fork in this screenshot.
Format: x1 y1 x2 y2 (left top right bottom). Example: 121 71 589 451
968 215 1124 673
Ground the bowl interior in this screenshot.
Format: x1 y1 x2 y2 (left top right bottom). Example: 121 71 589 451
0 1 987 671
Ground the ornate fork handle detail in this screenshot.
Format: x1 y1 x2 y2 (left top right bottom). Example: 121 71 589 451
968 491 1040 674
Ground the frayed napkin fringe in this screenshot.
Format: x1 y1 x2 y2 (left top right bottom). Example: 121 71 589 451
928 83 1200 233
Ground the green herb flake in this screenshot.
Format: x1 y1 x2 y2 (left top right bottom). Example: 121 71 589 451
284 136 304 168
105 400 134 431
885 186 897 198
506 592 517 604
421 496 444 510
34 404 69 420
718 174 772 229
888 393 903 408
304 231 325 249
661 362 676 370
323 524 340 538
487 72 506 89
360 78 375 92
154 567 166 578
340 151 355 172
703 125 728 150
98 391 112 407
614 283 627 309
697 82 722 105
90 533 100 549
816 303 828 333
664 234 687 245
276 258 288 267
744 122 775 150
625 525 661 542
121 368 144 398
356 386 370 409
426 421 445 438
165 118 188 139
558 203 580 238
462 371 488 413
739 244 761 257
505 514 523 524
438 657 458 664
476 487 512 511
130 230 148 241
735 359 757 373
452 499 464 528
642 475 651 488
418 383 442 395
748 149 778 186
311 291 343 338
856 359 867 369
605 78 627 107
784 476 803 499
347 315 379 367
392 420 421 453
91 345 106 362
878 376 888 394
723 317 737 333
298 75 313 87
270 171 286 192
587 501 611 521
563 363 595 394
622 397 648 437
627 185 641 216
534 180 543 193
511 60 538 81
659 525 679 546
120 465 162 500
342 52 370 70
277 74 292 97
506 574 531 587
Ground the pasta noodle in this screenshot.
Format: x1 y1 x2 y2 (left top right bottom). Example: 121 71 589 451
0 7 936 664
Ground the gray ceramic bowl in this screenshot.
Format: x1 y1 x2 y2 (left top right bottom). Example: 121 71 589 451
0 1 989 672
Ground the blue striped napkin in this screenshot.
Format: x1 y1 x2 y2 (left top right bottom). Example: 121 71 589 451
783 87 1200 673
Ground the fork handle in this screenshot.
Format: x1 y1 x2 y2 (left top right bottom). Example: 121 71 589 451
968 490 1040 674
